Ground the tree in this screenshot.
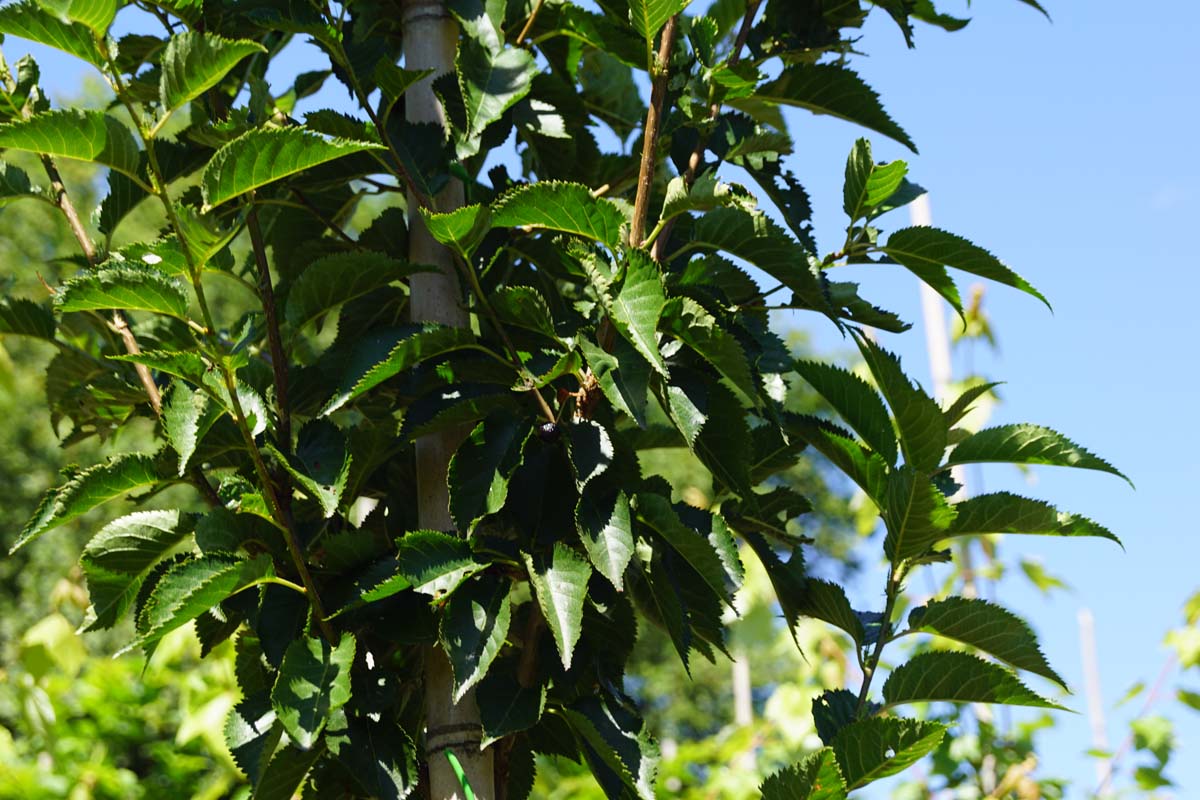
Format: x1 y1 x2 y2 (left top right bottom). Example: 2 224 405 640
0 1 1125 798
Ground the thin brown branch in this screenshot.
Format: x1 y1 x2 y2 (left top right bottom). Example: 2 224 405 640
40 156 97 266
629 14 679 250
649 1 762 261
246 206 292 449
855 568 902 717
516 0 546 44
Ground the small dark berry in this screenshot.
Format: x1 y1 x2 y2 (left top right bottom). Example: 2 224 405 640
537 422 561 442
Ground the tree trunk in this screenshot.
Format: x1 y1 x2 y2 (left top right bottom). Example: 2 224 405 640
402 2 495 798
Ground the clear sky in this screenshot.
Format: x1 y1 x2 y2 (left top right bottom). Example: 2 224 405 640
12 0 1200 795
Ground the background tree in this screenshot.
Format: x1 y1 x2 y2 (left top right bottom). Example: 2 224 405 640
0 1 1128 799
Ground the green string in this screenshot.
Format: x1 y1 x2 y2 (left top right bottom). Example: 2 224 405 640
444 750 477 800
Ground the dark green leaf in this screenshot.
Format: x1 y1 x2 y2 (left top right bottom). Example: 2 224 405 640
271 632 356 750
252 741 324 800
163 381 221 476
742 532 807 648
395 530 483 599
159 31 266 113
341 716 419 800
882 466 956 564
134 552 272 649
561 693 658 800
0 2 103 66
794 359 897 466
286 253 426 331
440 573 512 700
579 333 651 427
226 691 280 786
757 64 916 152
908 597 1067 688
760 748 847 800
477 669 547 748
882 227 1049 311
524 543 591 670
448 414 530 529
264 421 351 518
14 453 161 552
200 128 384 209
664 297 757 406
0 296 55 340
686 208 825 311
321 325 480 416
109 349 209 385
577 483 635 591
800 579 866 648
853 330 946 472
946 424 1129 483
491 181 626 250
456 38 537 158
56 267 189 320
881 652 1065 710
0 160 40 206
636 493 731 607
0 110 143 182
946 491 1120 546
833 716 947 789
80 509 194 630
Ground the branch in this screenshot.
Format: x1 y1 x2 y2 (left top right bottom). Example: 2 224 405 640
246 206 292 449
855 568 903 717
629 14 680 250
649 0 762 261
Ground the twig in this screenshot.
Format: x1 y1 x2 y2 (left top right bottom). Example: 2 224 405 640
516 0 546 45
649 1 762 261
246 206 292 449
292 188 358 246
856 569 903 716
1092 653 1178 797
629 14 679 251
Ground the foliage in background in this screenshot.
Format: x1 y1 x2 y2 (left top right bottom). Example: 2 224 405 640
0 0 1138 798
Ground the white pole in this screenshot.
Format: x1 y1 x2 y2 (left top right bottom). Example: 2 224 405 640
1079 608 1110 794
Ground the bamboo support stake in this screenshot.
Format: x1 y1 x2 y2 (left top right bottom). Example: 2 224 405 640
401 1 493 797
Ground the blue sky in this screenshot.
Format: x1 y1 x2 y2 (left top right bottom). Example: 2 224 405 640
13 0 1200 795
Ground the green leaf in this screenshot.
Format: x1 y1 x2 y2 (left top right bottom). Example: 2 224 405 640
577 482 635 591
946 423 1129 483
686 208 826 311
882 227 1049 311
13 453 161 552
340 716 419 800
0 296 55 340
882 466 956 564
832 717 947 789
252 742 324 800
163 381 222 476
800 579 866 648
843 138 908 221
159 32 266 113
80 510 194 630
264 421 351 518
0 160 40 206
226 691 280 786
420 204 492 259
565 419 614 491
663 297 757 406
56 266 189 320
881 651 1065 710
908 597 1067 689
787 415 888 501
440 573 512 701
629 0 690 65
491 181 626 250
760 748 847 800
200 128 384 210
853 330 946 472
636 493 731 607
944 381 1002 427
659 172 756 224
794 359 897 466
604 250 672 376
693 377 752 496
477 669 547 748
756 64 916 152
37 0 117 33
271 632 356 750
0 110 143 182
946 491 1120 546
321 325 480 416
524 543 591 670
286 252 426 331
448 413 530 530
579 335 650 427
109 349 209 385
135 553 273 649
456 39 537 158
561 693 658 800
395 530 483 599
742 532 807 648
0 2 103 66
491 285 557 339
